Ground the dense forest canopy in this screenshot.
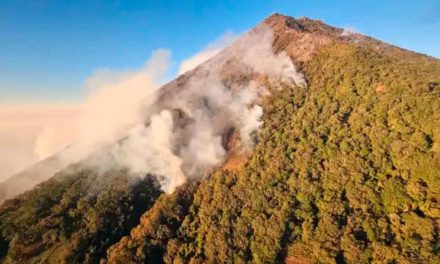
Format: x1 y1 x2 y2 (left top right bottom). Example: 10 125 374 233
1 15 439 264
0 167 162 263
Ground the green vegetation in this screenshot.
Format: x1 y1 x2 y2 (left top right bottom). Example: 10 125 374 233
106 183 198 264
1 39 439 264
0 165 161 263
108 43 439 263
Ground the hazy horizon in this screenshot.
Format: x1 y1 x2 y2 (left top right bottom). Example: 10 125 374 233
1 1 439 181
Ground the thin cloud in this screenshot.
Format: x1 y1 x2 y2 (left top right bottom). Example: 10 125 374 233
178 31 238 75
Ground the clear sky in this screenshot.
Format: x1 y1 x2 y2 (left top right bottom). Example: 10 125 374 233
1 0 439 103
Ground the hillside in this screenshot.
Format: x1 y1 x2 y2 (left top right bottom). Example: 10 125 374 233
1 14 440 264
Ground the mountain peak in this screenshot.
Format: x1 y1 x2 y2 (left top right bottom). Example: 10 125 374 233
255 13 340 62
1 13 439 264
262 13 348 37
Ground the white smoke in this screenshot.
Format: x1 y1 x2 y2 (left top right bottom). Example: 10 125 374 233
32 49 171 167
0 50 172 202
178 31 238 75
83 25 305 193
1 26 305 199
341 27 359 36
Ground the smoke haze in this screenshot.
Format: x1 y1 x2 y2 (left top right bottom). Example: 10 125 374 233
0 50 170 197
0 104 79 182
0 26 305 199
81 26 305 193
178 32 238 75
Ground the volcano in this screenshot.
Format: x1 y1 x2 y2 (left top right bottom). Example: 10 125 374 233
1 14 439 264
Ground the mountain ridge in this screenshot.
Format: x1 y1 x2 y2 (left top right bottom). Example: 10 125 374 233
0 13 436 204
1 13 439 264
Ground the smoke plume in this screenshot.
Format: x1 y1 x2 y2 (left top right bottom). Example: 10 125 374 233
0 26 305 199
178 31 238 75
81 25 305 193
0 50 171 202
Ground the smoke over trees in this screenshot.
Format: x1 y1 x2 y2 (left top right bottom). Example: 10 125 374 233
2 14 438 264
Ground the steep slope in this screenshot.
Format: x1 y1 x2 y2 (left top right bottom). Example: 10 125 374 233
0 13 305 263
1 13 440 264
0 151 71 203
106 15 440 264
0 166 162 263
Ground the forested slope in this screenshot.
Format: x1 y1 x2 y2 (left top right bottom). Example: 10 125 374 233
107 41 440 264
0 14 439 264
0 166 162 263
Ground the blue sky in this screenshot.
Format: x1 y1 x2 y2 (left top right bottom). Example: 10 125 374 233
1 0 439 103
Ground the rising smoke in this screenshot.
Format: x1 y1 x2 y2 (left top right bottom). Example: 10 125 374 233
81 25 305 193
178 31 238 75
0 50 171 202
0 26 305 200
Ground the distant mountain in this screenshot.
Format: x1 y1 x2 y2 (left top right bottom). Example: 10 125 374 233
1 14 439 264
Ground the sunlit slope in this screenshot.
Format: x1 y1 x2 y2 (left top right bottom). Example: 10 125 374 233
108 37 440 264
0 14 439 264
